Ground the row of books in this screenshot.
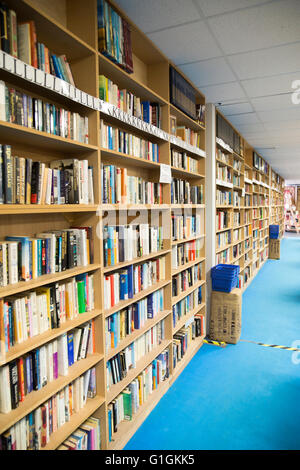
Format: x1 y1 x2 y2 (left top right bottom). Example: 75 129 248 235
233 228 243 243
216 189 231 206
232 243 242 260
0 81 89 143
216 164 231 183
245 183 252 193
0 367 96 450
103 224 164 267
176 126 201 149
99 75 161 128
100 120 160 163
172 286 202 327
0 273 94 353
173 317 204 369
0 2 76 85
172 263 202 298
171 149 198 173
233 212 241 227
104 257 166 310
172 238 202 270
106 320 166 390
233 158 242 172
105 289 165 354
171 179 203 205
253 152 269 175
245 194 251 207
216 210 230 231
101 164 163 205
0 227 93 286
233 191 242 207
216 148 230 166
58 416 101 450
216 248 230 265
216 230 231 249
233 174 241 187
108 349 169 440
97 0 133 73
0 321 95 413
0 148 94 205
217 113 242 156
172 214 201 242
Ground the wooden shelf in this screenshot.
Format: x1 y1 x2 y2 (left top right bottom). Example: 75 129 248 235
173 302 205 335
172 279 205 305
103 249 170 274
172 257 205 276
0 204 99 215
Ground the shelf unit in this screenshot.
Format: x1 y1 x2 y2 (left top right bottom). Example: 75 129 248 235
214 109 284 292
0 0 206 451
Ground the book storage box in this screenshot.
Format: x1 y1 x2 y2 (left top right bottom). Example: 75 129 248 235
269 239 280 260
210 288 242 344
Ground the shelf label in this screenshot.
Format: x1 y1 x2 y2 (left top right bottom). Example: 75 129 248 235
81 91 87 105
25 64 35 82
0 51 4 69
61 81 70 97
74 88 81 102
45 73 55 89
54 77 63 93
87 94 94 107
160 164 172 184
3 53 14 73
35 68 44 86
69 84 76 100
14 59 25 77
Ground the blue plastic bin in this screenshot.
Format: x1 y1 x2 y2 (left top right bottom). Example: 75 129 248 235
211 264 240 293
269 224 279 239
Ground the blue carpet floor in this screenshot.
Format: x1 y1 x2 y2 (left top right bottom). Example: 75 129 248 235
125 237 300 450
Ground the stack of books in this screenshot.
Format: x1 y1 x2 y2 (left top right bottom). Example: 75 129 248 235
0 227 93 285
0 147 94 205
101 164 163 204
0 2 75 85
103 224 163 267
58 416 101 450
100 120 160 162
0 321 95 413
104 257 166 309
97 0 133 73
106 320 166 389
0 273 95 354
0 367 97 449
105 288 164 353
99 76 161 127
108 349 169 440
0 82 89 143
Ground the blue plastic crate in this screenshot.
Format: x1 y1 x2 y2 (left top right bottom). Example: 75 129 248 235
211 264 240 293
269 224 279 239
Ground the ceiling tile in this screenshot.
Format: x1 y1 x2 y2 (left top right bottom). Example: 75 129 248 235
228 43 300 80
263 120 300 131
242 72 300 98
208 0 300 55
147 21 221 65
114 0 202 33
251 93 295 112
195 0 270 17
224 112 260 127
199 82 246 102
257 106 300 122
179 57 236 86
219 101 253 116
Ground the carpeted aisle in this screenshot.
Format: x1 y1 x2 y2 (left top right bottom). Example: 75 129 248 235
124 237 300 450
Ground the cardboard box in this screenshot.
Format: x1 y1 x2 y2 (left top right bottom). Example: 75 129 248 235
210 288 242 344
269 238 280 260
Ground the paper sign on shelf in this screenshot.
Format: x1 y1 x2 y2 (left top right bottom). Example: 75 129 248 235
242 188 245 197
0 51 4 69
61 81 70 97
54 77 63 93
69 84 75 100
80 91 87 105
159 164 172 184
74 88 81 102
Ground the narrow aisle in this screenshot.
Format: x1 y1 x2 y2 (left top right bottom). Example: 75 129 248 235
125 237 300 450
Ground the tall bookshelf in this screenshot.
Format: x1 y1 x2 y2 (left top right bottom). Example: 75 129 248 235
0 0 206 451
213 108 284 292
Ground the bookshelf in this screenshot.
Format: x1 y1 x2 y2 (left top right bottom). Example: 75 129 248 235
211 108 284 293
0 0 206 450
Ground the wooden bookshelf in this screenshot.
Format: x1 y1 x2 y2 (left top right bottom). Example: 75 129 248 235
214 109 284 290
0 0 206 451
